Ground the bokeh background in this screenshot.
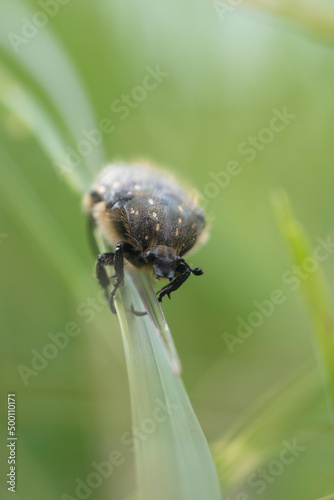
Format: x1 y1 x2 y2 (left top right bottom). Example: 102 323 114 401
1 0 334 499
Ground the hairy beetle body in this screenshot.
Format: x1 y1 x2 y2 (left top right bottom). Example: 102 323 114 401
84 162 207 313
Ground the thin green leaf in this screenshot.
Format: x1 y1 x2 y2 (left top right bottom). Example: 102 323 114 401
271 190 334 416
0 0 106 190
115 268 222 500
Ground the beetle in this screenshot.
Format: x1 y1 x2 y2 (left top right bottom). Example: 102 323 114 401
83 162 207 314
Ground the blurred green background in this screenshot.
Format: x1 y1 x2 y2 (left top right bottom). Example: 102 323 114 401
1 0 334 499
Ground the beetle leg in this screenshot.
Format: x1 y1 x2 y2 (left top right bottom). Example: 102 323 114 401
107 241 127 314
157 265 191 303
179 258 204 276
96 252 115 300
96 244 148 315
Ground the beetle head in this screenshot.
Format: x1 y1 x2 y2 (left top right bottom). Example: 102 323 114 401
145 246 178 280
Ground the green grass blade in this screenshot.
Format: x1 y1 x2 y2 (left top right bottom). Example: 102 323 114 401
115 268 223 500
1 0 106 189
0 67 88 193
271 190 334 416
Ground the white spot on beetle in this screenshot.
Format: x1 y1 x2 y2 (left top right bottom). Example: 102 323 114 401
148 198 154 205
127 191 132 195
175 228 179 236
156 224 160 231
134 185 140 190
135 210 139 215
152 212 157 218
145 235 149 240
178 205 183 212
130 208 135 214
178 218 182 223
